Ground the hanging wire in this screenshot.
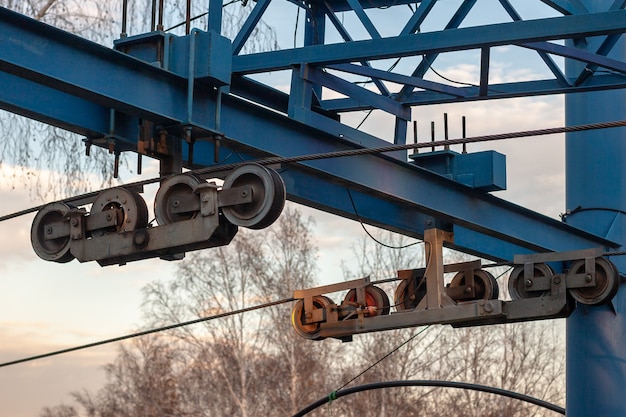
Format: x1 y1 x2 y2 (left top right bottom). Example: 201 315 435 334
0 297 294 368
346 188 423 249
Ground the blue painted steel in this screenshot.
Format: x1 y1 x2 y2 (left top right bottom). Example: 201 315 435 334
231 0 272 55
304 68 410 119
231 10 626 74
0 6 621 263
322 74 626 110
410 150 506 192
565 1 626 416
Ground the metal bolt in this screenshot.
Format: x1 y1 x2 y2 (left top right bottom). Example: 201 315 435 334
241 189 248 198
201 193 210 202
554 276 561 284
305 312 312 320
525 279 533 287
484 302 494 313
46 226 53 235
106 214 113 221
173 200 180 207
71 218 79 226
464 286 473 294
134 232 148 246
585 274 593 283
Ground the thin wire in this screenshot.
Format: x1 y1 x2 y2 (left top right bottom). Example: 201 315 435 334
346 188 423 249
0 297 294 368
3 118 626 224
336 325 431 391
164 0 240 32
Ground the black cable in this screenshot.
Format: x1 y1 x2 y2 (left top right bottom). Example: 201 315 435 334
0 297 294 368
346 188 423 249
3 118 626 224
292 380 566 416
335 325 430 391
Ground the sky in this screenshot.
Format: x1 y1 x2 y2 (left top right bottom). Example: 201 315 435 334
0 1 582 416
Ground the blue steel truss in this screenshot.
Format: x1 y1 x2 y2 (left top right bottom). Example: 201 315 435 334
1 1 625 263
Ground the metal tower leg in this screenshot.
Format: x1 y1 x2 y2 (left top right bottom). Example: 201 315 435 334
565 1 626 415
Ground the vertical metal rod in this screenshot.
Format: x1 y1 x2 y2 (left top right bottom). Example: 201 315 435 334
157 0 164 31
566 2 626 417
430 121 435 152
114 152 120 179
187 31 196 123
151 0 157 31
214 87 223 163
444 112 449 151
186 0 192 34
412 120 418 155
462 116 467 154
121 0 128 38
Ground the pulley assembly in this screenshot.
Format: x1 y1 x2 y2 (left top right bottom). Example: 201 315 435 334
30 163 286 266
292 228 620 341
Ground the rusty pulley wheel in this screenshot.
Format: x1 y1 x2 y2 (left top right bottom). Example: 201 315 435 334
91 188 148 235
291 295 334 341
394 275 427 311
343 285 391 316
221 164 285 229
30 202 75 263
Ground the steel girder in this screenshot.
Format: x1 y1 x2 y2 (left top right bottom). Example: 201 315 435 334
0 5 624 261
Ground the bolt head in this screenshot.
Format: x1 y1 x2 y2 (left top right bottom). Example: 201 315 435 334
525 279 533 287
71 218 79 226
585 274 593 283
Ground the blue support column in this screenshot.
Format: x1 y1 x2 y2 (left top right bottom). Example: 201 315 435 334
565 2 626 416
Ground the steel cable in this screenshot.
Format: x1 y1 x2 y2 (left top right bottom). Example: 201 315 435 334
0 297 294 368
2 118 626 224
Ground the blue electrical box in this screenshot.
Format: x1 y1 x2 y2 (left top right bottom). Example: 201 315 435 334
410 150 506 192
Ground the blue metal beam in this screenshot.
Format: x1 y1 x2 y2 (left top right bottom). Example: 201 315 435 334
0 6 622 262
232 10 626 74
321 73 626 110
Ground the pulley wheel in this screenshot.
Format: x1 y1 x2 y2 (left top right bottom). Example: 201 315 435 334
394 276 427 311
568 257 619 305
343 285 390 316
221 164 285 229
154 173 205 225
91 188 148 235
291 295 334 340
30 202 75 263
449 269 499 301
508 263 554 300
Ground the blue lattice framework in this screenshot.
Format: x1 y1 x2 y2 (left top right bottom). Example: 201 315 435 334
1 1 625 262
